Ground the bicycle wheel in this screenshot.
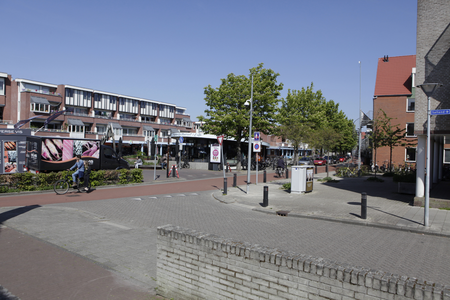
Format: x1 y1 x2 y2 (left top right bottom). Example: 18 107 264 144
54 180 69 195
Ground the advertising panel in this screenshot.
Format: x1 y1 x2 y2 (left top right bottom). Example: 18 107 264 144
306 167 314 192
210 144 221 163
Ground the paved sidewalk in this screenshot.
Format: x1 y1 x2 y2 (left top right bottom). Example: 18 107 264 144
213 172 450 237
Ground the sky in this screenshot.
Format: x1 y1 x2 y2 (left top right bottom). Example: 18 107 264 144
1 0 417 124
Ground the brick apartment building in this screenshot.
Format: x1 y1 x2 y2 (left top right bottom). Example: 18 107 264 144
415 0 450 198
373 55 417 168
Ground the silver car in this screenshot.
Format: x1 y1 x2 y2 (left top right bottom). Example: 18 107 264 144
298 157 313 165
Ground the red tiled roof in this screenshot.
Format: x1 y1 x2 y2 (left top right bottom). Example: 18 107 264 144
374 55 416 96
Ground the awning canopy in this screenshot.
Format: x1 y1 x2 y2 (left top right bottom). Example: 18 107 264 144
143 125 154 131
30 96 50 105
67 118 85 126
183 117 192 122
109 122 122 129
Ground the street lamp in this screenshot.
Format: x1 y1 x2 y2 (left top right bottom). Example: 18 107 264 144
166 129 172 178
244 75 254 194
417 82 442 227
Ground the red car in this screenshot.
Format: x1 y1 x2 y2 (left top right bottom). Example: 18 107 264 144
313 157 327 165
338 157 346 162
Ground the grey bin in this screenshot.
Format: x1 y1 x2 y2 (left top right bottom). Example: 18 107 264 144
291 165 314 194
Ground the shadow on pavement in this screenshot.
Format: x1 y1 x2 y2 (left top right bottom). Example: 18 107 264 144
0 205 41 225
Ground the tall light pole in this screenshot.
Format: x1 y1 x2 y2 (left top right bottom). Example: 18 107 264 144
244 75 254 194
358 61 362 171
417 83 442 227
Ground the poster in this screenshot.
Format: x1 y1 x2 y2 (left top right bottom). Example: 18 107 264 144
4 141 17 173
210 145 220 163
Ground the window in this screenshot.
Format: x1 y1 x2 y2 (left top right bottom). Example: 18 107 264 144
96 125 106 133
445 149 450 163
142 116 155 122
406 148 416 162
407 98 415 112
406 123 415 137
31 103 50 113
0 78 4 96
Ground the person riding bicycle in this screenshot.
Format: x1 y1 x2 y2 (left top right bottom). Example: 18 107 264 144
69 154 85 188
276 156 285 176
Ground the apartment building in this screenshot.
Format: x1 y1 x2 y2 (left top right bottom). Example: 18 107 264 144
0 75 194 155
373 55 417 168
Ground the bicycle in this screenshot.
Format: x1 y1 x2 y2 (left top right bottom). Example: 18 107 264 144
54 173 91 195
275 167 285 178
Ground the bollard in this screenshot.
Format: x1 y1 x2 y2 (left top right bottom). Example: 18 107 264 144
263 170 266 183
263 186 269 207
233 173 237 187
223 178 227 195
172 165 176 178
361 192 367 219
315 165 318 174
285 168 289 179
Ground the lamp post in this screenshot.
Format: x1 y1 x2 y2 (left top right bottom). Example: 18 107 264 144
358 61 362 171
244 75 254 194
417 83 442 227
166 129 171 178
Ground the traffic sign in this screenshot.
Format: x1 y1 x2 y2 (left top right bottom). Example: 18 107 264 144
254 132 260 141
253 141 261 152
217 135 224 146
430 109 450 115
179 136 184 143
154 135 158 141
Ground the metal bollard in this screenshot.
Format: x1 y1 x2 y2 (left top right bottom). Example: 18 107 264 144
361 192 367 219
285 168 289 179
263 186 269 207
172 165 176 178
223 178 227 195
263 170 266 183
315 166 318 174
233 173 237 187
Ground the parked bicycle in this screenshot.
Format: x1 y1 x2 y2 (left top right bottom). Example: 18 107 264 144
54 173 91 195
275 167 285 178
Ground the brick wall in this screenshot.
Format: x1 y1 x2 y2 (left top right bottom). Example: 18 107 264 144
373 96 417 167
156 225 448 300
416 0 450 135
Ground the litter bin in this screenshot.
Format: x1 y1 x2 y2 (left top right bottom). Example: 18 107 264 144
291 165 314 194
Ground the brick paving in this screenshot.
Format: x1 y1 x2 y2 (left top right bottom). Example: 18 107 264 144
0 169 449 299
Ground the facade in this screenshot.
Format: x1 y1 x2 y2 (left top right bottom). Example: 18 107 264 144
373 55 417 168
415 0 450 197
0 75 194 156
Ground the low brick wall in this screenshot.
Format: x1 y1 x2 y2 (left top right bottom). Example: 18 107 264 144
157 225 448 300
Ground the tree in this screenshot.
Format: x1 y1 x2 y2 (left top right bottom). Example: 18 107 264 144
277 84 327 164
198 63 283 170
369 109 388 177
375 109 416 171
308 126 342 177
277 84 356 163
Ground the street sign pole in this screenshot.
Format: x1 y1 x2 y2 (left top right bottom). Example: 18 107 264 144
154 134 158 181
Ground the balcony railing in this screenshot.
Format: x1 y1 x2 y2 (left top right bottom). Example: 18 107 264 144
0 120 13 125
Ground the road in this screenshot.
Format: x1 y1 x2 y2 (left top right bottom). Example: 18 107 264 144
0 168 449 299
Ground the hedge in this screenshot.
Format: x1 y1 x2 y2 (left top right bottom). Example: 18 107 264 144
0 169 143 193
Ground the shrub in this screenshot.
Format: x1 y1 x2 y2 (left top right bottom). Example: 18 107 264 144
366 176 384 182
393 172 416 183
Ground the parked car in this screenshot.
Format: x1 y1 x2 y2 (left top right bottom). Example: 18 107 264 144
313 157 327 165
338 156 346 162
324 156 336 164
298 157 313 165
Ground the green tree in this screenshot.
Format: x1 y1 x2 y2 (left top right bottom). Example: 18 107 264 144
308 126 342 177
376 109 416 171
277 84 326 164
199 63 283 170
369 109 388 177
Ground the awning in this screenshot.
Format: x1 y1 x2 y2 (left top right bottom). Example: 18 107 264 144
67 119 85 126
183 117 192 122
143 125 154 131
109 122 122 129
30 96 50 105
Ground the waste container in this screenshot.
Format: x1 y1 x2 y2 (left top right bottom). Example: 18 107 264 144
291 165 314 193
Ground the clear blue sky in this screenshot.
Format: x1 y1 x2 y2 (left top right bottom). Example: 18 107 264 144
2 0 417 124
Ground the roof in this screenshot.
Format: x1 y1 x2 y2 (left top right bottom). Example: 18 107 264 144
374 55 416 96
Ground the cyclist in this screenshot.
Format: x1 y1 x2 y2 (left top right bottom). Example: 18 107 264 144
276 156 285 177
68 154 85 188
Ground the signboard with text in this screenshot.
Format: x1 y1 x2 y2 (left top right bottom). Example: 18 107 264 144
210 144 221 163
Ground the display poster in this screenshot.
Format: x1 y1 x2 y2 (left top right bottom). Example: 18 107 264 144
4 141 17 173
306 167 314 192
210 144 221 163
41 139 100 162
